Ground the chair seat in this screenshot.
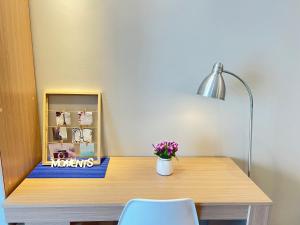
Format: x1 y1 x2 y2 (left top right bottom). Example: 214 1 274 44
118 199 200 225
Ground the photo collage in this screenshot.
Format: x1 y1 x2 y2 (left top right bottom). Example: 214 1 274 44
49 111 95 160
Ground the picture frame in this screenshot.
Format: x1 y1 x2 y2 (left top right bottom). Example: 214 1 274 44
42 90 102 165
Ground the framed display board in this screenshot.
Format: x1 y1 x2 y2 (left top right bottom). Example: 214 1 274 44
42 90 101 165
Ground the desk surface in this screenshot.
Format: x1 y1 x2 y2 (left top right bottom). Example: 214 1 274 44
4 157 271 208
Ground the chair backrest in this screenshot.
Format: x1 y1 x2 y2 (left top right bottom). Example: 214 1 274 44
118 198 199 225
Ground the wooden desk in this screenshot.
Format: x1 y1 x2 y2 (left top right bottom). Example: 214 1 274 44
4 157 272 225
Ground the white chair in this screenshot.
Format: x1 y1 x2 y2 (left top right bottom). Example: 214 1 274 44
118 198 200 225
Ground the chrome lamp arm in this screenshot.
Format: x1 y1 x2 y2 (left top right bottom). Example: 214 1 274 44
223 70 253 177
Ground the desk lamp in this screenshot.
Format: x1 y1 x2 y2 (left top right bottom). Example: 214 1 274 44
197 62 253 177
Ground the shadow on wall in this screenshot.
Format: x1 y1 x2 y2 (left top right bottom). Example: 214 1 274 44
100 94 122 157
253 163 300 225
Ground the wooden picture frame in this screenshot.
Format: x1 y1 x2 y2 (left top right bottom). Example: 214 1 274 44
42 90 102 165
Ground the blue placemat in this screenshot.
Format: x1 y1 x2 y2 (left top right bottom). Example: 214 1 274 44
28 157 110 178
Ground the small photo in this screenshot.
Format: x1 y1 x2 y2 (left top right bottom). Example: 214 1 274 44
80 143 95 157
56 111 71 126
48 143 76 160
52 126 68 140
77 111 93 125
82 128 92 143
72 128 82 143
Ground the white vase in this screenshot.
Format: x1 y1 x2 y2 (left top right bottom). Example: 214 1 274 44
156 157 173 176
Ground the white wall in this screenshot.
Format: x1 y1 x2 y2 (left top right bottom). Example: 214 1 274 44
29 1 300 225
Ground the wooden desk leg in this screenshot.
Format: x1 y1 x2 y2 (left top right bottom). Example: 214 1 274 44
25 222 70 225
247 205 271 225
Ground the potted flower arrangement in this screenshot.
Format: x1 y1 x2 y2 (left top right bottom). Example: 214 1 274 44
153 141 178 176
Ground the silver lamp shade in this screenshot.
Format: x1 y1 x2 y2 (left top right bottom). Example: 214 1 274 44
197 62 226 100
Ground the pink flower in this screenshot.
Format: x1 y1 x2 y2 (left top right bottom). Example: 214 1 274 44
153 141 179 159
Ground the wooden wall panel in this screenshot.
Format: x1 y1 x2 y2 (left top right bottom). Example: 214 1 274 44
0 0 41 196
